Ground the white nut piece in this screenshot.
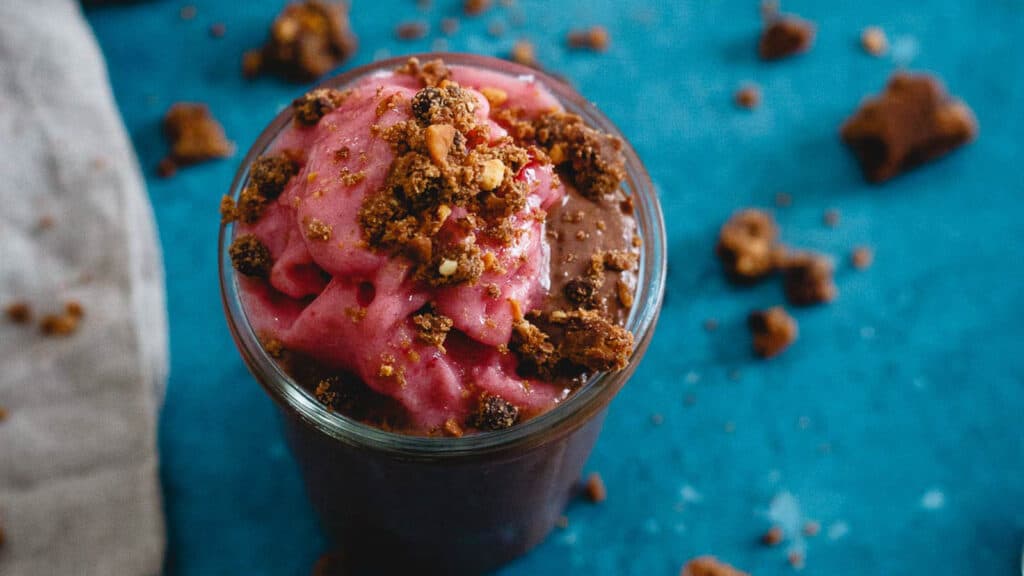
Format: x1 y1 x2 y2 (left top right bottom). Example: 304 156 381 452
478 159 505 191
438 259 458 276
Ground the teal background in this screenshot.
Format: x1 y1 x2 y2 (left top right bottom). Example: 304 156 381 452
85 1 1024 574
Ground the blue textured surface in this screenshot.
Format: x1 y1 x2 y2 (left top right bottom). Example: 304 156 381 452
85 1 1024 574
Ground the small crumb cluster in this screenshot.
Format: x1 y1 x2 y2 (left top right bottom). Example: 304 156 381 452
5 300 85 337
243 0 357 82
759 14 815 60
681 556 750 576
158 103 234 177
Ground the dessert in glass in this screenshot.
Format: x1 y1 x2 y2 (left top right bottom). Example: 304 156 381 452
219 54 665 573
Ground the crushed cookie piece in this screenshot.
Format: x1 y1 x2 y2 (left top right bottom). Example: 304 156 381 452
249 154 299 199
340 169 367 186
485 283 501 299
759 15 815 60
40 313 79 337
567 26 610 51
229 234 273 277
412 309 453 350
396 57 451 87
243 0 357 82
305 218 333 241
160 103 234 176
823 208 840 228
735 84 761 109
564 275 602 309
315 376 341 410
851 246 874 270
584 472 607 503
396 22 428 40
263 338 284 358
600 249 638 271
219 195 238 223
841 73 977 183
748 306 797 358
344 306 367 323
5 301 31 324
761 526 784 546
65 300 84 319
861 26 888 56
533 112 626 199
441 18 459 35
715 209 779 283
379 364 395 377
293 88 348 126
616 279 634 309
510 40 537 67
472 394 519 430
480 87 508 107
781 252 836 305
681 556 750 576
557 309 634 372
463 0 491 16
443 418 464 437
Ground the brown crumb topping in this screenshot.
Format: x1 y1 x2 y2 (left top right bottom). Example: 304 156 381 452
510 40 537 67
243 0 357 82
293 88 349 126
735 85 761 109
305 218 332 241
851 246 874 270
229 234 273 277
761 525 784 546
715 209 779 282
395 22 428 40
395 57 452 88
584 472 607 503
40 313 79 337
759 15 815 60
412 309 453 351
236 154 299 223
511 308 633 378
567 26 610 52
463 0 491 16
219 195 238 224
840 73 977 183
781 252 837 306
443 418 464 437
861 26 888 56
160 103 234 176
471 393 519 430
681 556 750 576
533 112 626 200
5 301 31 324
748 306 798 358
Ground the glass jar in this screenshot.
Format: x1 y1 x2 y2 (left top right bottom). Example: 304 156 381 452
219 53 666 574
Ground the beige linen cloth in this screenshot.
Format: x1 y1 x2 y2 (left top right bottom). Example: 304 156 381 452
0 0 167 574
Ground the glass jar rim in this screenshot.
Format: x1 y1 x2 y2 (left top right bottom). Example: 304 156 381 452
219 53 666 459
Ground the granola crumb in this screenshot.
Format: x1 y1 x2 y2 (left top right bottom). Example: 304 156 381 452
616 279 634 309
229 234 273 278
748 306 797 358
244 0 357 82
443 418 464 437
715 209 779 283
305 218 333 241
510 40 536 67
40 313 79 337
220 195 238 223
781 252 837 306
463 0 491 16
533 112 627 199
681 556 750 576
396 22 428 40
293 88 349 126
471 394 519 430
735 84 761 109
5 301 31 324
567 26 610 52
851 246 874 270
412 309 454 351
759 15 815 61
761 525 783 546
861 26 888 56
584 472 607 503
823 208 840 228
160 103 234 175
840 73 977 183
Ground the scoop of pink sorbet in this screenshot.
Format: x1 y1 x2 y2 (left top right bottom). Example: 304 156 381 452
236 65 574 432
